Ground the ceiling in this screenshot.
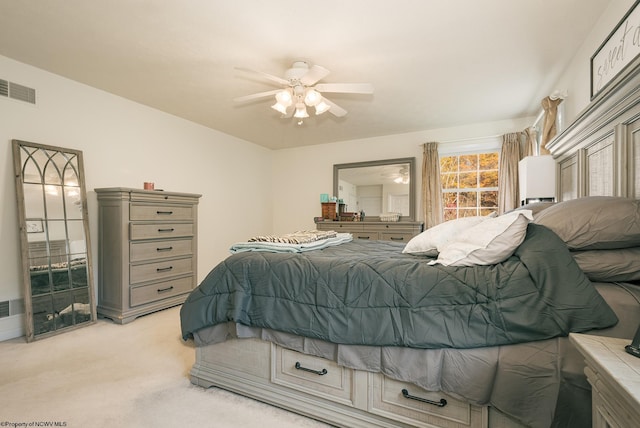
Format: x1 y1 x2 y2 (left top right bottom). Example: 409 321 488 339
0 1 611 150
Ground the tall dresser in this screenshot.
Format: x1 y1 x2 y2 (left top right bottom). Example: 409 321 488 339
95 187 201 324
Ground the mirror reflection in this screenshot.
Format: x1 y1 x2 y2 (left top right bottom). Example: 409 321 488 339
13 140 95 341
333 157 415 220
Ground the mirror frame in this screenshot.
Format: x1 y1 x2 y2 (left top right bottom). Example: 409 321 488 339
333 157 416 221
12 139 96 342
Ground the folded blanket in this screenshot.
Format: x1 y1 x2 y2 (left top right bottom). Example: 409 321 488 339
230 232 352 253
248 230 337 244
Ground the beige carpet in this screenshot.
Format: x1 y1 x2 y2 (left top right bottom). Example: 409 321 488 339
0 306 330 428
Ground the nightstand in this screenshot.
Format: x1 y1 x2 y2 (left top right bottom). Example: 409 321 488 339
570 334 640 428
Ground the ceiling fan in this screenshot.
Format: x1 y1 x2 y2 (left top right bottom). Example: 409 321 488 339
234 61 374 123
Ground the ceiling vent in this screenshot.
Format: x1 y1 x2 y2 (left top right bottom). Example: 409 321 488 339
0 78 36 104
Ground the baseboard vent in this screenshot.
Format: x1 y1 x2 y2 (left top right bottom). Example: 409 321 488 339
0 299 25 318
0 78 36 104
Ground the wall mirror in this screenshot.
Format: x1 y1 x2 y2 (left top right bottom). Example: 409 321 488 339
12 140 96 342
333 157 416 221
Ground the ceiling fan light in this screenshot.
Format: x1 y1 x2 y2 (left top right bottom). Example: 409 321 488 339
271 102 288 115
275 89 293 107
304 89 321 106
315 100 330 115
294 103 308 118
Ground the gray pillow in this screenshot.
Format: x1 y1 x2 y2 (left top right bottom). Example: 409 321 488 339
514 201 555 218
572 247 640 282
533 196 640 250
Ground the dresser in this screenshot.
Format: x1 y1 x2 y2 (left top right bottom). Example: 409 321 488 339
95 187 201 324
570 334 640 428
316 221 423 242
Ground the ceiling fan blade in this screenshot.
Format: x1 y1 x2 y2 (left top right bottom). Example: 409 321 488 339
234 89 281 103
300 65 330 86
235 67 289 86
315 83 374 94
322 98 347 117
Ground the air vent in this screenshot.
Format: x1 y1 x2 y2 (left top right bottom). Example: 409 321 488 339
0 78 36 104
0 301 9 318
10 298 25 316
0 299 25 318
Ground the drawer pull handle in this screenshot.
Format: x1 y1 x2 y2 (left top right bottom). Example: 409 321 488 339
157 286 174 293
156 266 173 272
156 210 173 215
157 228 175 232
401 389 447 407
294 362 327 376
156 246 174 252
357 236 370 240
390 237 404 241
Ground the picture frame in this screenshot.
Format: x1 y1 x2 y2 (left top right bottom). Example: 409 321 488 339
590 0 640 99
26 218 44 233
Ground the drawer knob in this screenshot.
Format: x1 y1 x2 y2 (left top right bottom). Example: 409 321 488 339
401 389 447 407
294 361 327 376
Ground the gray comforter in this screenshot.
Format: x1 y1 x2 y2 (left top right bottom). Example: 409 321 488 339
181 224 618 347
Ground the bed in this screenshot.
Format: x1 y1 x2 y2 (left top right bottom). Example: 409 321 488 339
180 59 640 427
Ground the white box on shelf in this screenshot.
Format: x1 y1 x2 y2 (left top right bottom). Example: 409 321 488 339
518 155 556 205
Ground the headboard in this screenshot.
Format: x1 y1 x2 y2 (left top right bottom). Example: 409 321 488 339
548 56 640 201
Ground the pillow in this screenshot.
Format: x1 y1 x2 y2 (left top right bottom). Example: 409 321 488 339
533 197 640 250
431 210 533 266
402 216 487 256
514 201 555 218
572 247 640 282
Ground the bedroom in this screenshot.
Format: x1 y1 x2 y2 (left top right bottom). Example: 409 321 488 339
1 0 640 427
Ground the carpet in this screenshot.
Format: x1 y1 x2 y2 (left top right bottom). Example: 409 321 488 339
0 306 330 428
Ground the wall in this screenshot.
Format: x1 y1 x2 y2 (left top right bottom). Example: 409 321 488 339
554 0 637 124
0 55 273 339
271 117 533 235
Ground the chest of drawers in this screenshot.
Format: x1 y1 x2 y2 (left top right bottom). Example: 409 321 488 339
316 221 423 242
95 187 201 324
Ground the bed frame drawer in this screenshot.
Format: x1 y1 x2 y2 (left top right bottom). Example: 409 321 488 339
273 347 357 407
368 373 485 428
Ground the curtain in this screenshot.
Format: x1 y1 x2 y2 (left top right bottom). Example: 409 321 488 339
497 133 522 214
522 126 536 157
540 96 563 154
421 142 443 229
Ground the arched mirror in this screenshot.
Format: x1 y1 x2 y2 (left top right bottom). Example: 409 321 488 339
12 140 96 342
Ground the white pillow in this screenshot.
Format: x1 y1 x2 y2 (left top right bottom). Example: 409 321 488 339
402 216 488 256
431 210 534 266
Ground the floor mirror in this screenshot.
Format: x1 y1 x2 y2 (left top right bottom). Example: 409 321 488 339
12 140 96 342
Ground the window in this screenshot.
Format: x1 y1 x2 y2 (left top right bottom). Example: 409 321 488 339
440 152 499 221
